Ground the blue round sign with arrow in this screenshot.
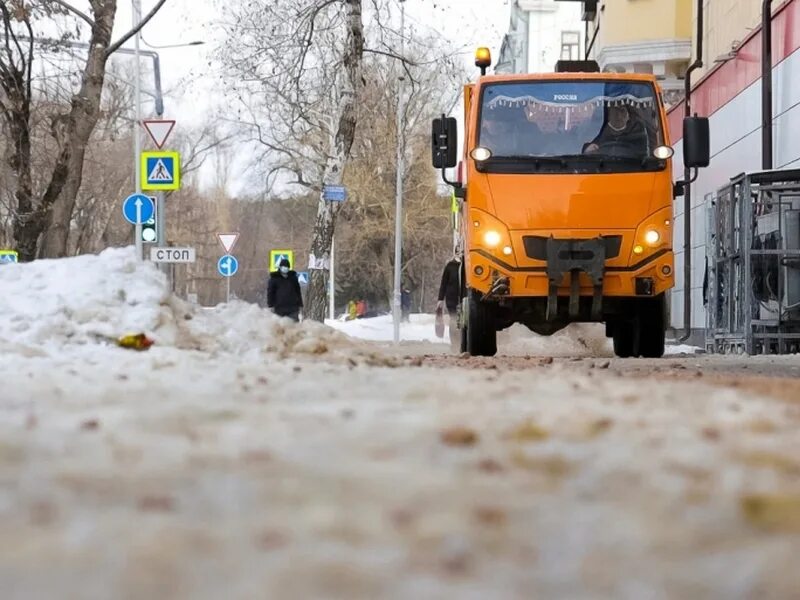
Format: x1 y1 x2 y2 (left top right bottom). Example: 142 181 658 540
217 254 239 277
122 193 155 225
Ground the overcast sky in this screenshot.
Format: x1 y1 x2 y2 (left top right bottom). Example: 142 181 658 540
109 0 510 122
102 0 510 192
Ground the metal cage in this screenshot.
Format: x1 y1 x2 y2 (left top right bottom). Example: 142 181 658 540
705 169 800 354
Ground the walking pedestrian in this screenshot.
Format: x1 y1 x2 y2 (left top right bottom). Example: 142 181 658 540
437 256 462 351
267 258 303 322
401 287 412 322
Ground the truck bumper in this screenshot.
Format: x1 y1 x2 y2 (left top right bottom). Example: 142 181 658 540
468 243 674 318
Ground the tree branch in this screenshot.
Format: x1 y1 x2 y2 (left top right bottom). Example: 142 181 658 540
364 47 415 66
52 0 95 28
105 0 169 57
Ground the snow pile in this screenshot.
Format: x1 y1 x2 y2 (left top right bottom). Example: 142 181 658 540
499 323 613 357
0 247 355 359
189 300 354 357
0 247 179 351
326 313 446 344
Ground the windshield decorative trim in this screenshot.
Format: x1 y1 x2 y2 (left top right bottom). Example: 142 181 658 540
487 93 654 111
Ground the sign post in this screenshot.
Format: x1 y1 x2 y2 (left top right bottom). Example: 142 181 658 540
269 249 294 271
150 247 196 263
321 186 346 319
142 119 176 149
322 185 348 202
123 194 155 260
329 235 335 320
217 254 239 303
217 233 239 254
141 120 177 274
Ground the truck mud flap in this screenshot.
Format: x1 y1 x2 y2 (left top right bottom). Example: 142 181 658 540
545 237 606 321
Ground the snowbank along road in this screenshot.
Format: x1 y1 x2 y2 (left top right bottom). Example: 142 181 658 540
1 248 799 599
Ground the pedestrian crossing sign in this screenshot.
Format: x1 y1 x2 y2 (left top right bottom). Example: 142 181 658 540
270 249 294 271
141 151 180 191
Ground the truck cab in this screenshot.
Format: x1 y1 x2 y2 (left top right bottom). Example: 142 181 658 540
432 52 710 357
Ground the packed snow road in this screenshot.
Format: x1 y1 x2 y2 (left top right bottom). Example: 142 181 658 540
2 249 799 599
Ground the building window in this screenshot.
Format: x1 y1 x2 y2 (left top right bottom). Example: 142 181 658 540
561 31 581 61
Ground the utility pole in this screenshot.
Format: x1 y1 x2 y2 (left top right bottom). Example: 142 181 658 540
329 236 335 320
133 0 143 260
392 0 406 344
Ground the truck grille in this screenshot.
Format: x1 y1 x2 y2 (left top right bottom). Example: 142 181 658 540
523 235 622 261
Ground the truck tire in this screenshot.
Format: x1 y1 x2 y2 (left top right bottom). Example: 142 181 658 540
638 295 666 358
466 290 497 357
612 324 635 358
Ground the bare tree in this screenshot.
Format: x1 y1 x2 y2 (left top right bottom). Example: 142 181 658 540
329 43 461 312
0 0 167 261
219 0 364 321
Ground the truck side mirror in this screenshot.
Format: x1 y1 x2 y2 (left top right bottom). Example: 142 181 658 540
683 116 710 169
431 117 458 169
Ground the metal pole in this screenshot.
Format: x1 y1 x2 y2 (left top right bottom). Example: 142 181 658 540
392 0 406 344
133 0 143 260
152 58 168 276
227 276 231 304
329 235 335 320
679 0 704 343
762 0 774 170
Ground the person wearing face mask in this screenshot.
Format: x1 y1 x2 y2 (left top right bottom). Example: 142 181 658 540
267 258 303 322
437 255 463 351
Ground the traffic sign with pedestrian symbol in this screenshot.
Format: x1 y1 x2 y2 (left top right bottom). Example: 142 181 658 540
141 151 180 191
0 250 18 264
122 193 155 225
270 249 294 270
297 271 309 285
217 254 239 277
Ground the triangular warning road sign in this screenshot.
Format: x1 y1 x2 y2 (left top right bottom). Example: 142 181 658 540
148 159 173 182
142 119 175 149
217 233 239 254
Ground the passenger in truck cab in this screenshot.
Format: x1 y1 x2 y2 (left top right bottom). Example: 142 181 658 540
480 105 526 156
583 104 649 157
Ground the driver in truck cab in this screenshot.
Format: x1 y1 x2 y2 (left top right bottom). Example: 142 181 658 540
584 104 650 157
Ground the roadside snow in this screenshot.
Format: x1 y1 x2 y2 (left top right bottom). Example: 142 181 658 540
326 313 446 344
0 247 176 350
1 249 793 599
330 315 700 357
0 247 357 361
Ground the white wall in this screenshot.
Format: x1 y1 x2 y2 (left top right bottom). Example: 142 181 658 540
670 47 800 332
523 0 583 73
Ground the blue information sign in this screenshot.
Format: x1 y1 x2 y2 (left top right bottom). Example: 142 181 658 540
217 254 239 277
122 194 155 225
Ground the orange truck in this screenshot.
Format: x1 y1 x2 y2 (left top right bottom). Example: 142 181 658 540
431 50 709 357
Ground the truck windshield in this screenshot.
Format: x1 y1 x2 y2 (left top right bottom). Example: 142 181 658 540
478 81 665 172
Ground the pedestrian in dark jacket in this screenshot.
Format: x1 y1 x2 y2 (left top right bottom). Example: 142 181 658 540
401 287 412 322
437 257 462 350
267 258 303 321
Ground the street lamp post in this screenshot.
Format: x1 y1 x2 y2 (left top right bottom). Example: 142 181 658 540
133 0 143 260
23 38 165 115
392 0 406 344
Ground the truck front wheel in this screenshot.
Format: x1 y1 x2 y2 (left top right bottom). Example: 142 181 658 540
637 295 666 358
610 295 666 358
464 290 497 357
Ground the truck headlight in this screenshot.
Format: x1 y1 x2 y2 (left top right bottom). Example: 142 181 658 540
483 230 502 248
470 147 492 162
644 230 660 245
653 145 674 159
